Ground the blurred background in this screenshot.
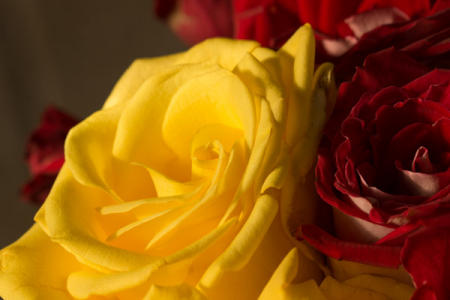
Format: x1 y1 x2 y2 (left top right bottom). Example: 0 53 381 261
0 1 186 247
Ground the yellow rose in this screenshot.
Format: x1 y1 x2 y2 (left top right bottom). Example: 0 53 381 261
0 24 332 300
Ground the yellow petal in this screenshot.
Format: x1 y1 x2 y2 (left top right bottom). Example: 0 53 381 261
143 284 206 300
292 63 335 178
234 52 285 123
278 24 315 146
37 165 157 272
179 38 259 71
259 248 327 300
67 218 237 298
113 64 250 179
329 258 412 285
65 105 154 202
0 224 83 300
103 54 183 109
67 263 161 299
320 276 390 300
344 275 414 300
251 46 283 88
199 194 293 300
161 67 255 160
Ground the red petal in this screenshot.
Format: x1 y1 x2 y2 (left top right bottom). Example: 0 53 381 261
402 227 450 300
301 224 402 267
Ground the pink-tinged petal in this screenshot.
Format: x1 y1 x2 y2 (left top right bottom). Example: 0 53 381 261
396 167 448 197
376 223 422 246
402 228 450 300
412 146 435 173
321 36 358 57
301 224 402 268
396 146 450 196
345 7 409 39
387 118 450 173
357 170 426 220
378 207 450 246
316 154 370 221
333 208 394 244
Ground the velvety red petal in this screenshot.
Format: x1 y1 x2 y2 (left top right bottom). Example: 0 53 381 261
297 0 361 37
301 224 402 267
234 0 299 48
356 48 429 90
335 9 450 82
403 69 450 106
351 86 408 126
316 154 370 221
411 286 438 300
377 200 450 245
356 0 431 18
402 227 450 300
430 0 450 14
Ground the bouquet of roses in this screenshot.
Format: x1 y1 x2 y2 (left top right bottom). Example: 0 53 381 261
1 1 449 299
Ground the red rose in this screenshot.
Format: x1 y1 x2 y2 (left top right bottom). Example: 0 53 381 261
334 6 450 83
22 107 78 205
154 0 234 45
301 12 450 299
233 0 441 50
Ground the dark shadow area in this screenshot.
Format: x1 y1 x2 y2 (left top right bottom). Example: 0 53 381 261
0 0 186 247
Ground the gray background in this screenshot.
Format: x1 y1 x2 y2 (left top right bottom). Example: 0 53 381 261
0 1 186 247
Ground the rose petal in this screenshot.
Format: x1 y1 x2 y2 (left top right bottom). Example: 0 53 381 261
345 7 409 39
0 225 84 299
335 9 450 82
403 69 450 105
412 146 435 173
301 225 402 268
402 227 450 300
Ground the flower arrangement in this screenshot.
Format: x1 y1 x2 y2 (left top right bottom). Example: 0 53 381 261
1 1 449 299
